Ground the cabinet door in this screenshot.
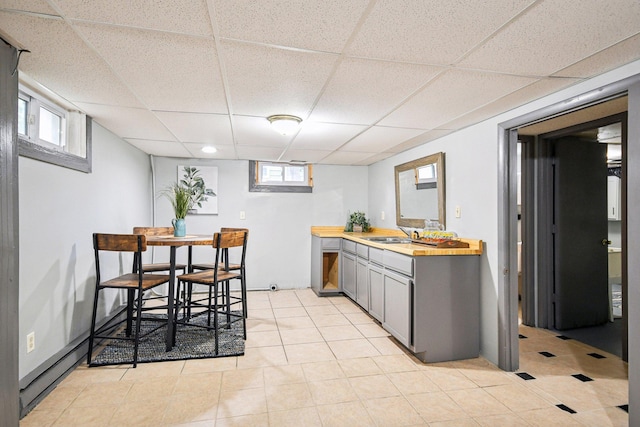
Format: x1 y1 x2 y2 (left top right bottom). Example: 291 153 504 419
383 270 412 347
341 252 356 300
356 258 368 309
368 264 384 322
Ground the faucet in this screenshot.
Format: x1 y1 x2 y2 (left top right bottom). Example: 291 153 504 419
398 226 412 238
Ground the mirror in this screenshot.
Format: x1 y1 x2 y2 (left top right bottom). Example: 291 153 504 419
395 152 445 229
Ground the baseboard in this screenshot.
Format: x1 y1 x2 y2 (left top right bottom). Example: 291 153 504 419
19 333 88 418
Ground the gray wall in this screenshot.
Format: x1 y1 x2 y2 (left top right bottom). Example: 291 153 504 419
18 123 152 379
152 157 368 290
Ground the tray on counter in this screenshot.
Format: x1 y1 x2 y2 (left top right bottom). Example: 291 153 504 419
411 238 470 248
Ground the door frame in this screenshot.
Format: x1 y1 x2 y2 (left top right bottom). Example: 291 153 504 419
497 74 640 371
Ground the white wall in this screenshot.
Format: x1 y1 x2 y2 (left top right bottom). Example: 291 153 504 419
152 157 368 290
18 123 152 379
368 60 640 366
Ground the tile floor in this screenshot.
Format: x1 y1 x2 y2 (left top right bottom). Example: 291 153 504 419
20 288 629 426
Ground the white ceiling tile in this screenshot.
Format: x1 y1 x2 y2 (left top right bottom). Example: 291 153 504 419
125 139 191 158
183 143 238 159
341 126 427 153
458 0 640 76
233 116 293 147
380 69 537 129
352 152 394 166
0 11 143 108
56 0 213 36
0 0 56 15
291 122 368 151
2 0 638 166
212 0 369 52
386 129 453 154
235 145 285 162
308 58 444 125
279 149 333 164
554 34 640 79
154 111 233 145
347 0 534 64
75 24 227 113
221 40 338 117
441 78 581 130
320 150 378 165
75 103 175 140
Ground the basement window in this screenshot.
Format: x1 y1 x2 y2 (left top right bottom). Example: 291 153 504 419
17 84 92 173
249 160 313 193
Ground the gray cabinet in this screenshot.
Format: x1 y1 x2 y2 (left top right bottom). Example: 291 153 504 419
356 257 369 309
341 251 356 300
383 269 412 347
315 235 480 363
311 236 341 296
368 263 384 322
356 244 369 309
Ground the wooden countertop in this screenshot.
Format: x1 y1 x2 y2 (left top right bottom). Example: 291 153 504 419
311 226 483 256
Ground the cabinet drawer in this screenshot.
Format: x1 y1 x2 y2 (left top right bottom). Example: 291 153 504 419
369 247 384 266
342 239 356 254
383 251 414 277
356 243 369 259
322 238 341 250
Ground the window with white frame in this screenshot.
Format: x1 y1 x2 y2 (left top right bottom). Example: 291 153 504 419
19 87 67 150
249 161 313 193
17 83 91 173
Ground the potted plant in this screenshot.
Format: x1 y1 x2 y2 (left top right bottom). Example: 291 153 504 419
162 167 215 237
345 211 371 233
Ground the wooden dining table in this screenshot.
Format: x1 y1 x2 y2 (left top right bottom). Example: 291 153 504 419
146 234 214 351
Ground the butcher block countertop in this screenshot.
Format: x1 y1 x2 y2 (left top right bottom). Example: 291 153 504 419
311 226 483 256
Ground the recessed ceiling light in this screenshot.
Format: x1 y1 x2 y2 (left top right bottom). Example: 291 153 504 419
267 114 302 135
201 146 217 154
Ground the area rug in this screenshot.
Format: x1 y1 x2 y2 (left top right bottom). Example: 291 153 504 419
91 312 245 366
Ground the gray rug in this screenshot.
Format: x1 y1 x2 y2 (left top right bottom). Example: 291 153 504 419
91 312 245 366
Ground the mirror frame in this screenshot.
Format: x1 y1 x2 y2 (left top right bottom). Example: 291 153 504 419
394 152 446 228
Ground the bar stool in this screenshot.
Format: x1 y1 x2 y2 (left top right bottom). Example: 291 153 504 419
174 230 248 354
88 233 170 367
191 227 248 317
132 226 187 274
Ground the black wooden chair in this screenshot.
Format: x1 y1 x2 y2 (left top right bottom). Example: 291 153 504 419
191 227 248 317
132 226 187 274
174 230 248 354
87 233 170 367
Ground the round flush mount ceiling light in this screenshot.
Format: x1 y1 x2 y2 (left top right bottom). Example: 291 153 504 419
201 146 217 154
267 114 302 135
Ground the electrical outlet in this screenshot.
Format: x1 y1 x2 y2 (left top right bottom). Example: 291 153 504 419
27 332 35 353
455 206 461 218
240 211 246 220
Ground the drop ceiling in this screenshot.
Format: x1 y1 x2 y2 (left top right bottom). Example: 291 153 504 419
1 0 639 165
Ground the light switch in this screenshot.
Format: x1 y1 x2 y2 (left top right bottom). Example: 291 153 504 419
381 211 385 220
240 211 246 220
455 206 461 218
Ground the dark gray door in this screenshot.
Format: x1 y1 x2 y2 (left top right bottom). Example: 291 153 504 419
552 137 609 329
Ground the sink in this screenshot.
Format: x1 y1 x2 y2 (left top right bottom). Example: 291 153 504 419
363 236 412 244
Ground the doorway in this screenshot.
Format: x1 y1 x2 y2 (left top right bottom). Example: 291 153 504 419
518 109 628 360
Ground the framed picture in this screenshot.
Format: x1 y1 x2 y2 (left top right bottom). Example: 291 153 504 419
178 165 218 215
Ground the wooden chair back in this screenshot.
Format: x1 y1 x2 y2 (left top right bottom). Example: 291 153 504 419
133 226 174 237
94 233 146 252
213 230 247 250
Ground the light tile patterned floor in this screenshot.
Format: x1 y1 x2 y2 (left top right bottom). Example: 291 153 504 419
21 289 629 426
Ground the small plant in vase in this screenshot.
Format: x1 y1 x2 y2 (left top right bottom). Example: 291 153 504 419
345 211 371 233
162 167 215 237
